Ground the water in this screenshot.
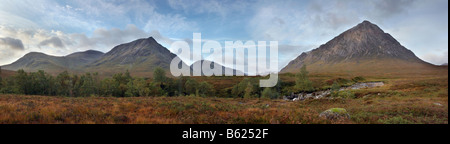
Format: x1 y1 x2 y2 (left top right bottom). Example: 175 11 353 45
284 82 385 101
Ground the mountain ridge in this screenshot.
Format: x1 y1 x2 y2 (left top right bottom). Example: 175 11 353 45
83 37 190 76
2 50 104 73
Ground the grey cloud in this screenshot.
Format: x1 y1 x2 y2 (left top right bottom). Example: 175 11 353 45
150 30 175 45
305 0 416 31
89 24 148 47
372 0 416 17
39 37 65 48
67 24 150 52
421 51 448 65
0 37 25 50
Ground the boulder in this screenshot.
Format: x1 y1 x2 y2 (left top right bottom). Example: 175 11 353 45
319 108 351 120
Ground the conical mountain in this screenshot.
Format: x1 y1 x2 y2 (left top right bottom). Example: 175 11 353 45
281 20 436 75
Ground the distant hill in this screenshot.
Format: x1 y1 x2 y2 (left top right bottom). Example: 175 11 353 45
190 60 245 76
281 20 439 75
84 37 190 76
2 50 104 73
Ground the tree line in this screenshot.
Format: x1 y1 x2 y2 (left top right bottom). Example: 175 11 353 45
0 65 317 99
0 67 218 97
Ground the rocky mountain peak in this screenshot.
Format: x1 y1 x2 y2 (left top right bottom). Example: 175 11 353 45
281 20 430 74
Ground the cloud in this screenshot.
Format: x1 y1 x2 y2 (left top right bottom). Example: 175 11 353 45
143 13 198 36
167 0 238 18
0 37 24 50
421 51 448 65
371 0 416 18
38 37 65 48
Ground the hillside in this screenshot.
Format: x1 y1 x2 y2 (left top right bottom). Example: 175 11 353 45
190 60 245 76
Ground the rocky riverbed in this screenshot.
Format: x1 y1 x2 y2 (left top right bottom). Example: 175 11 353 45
283 82 385 101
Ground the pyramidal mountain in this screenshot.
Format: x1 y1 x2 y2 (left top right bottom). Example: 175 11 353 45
2 50 104 73
84 37 189 76
281 20 436 75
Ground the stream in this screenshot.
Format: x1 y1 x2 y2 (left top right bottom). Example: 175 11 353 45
283 82 385 101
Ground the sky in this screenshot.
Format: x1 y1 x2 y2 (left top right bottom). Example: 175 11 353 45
0 0 448 72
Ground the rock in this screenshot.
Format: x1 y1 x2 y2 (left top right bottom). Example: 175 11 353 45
434 103 443 106
319 108 351 120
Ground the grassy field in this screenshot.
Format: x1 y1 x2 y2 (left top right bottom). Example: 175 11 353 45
0 72 447 124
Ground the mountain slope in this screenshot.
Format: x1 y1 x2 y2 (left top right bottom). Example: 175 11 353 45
84 37 189 76
2 50 104 73
190 60 245 76
281 20 437 75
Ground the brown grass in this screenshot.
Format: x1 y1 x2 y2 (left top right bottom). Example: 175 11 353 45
0 73 447 124
0 66 447 124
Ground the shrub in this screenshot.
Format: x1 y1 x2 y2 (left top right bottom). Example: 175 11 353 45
261 88 280 99
331 91 356 99
352 76 366 82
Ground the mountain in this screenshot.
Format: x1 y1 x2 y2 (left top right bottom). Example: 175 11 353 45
66 50 105 65
281 20 437 75
190 60 245 76
84 37 189 76
2 50 104 73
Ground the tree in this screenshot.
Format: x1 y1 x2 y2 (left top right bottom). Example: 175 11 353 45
232 78 259 98
99 78 116 96
56 71 73 96
261 88 279 99
295 65 314 92
244 82 256 98
15 69 31 94
198 81 214 97
0 77 15 94
185 78 199 95
148 81 164 96
174 76 185 96
153 67 167 84
29 70 50 95
136 78 150 97
125 78 150 97
125 78 138 97
80 73 95 97
111 72 133 97
93 72 100 95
